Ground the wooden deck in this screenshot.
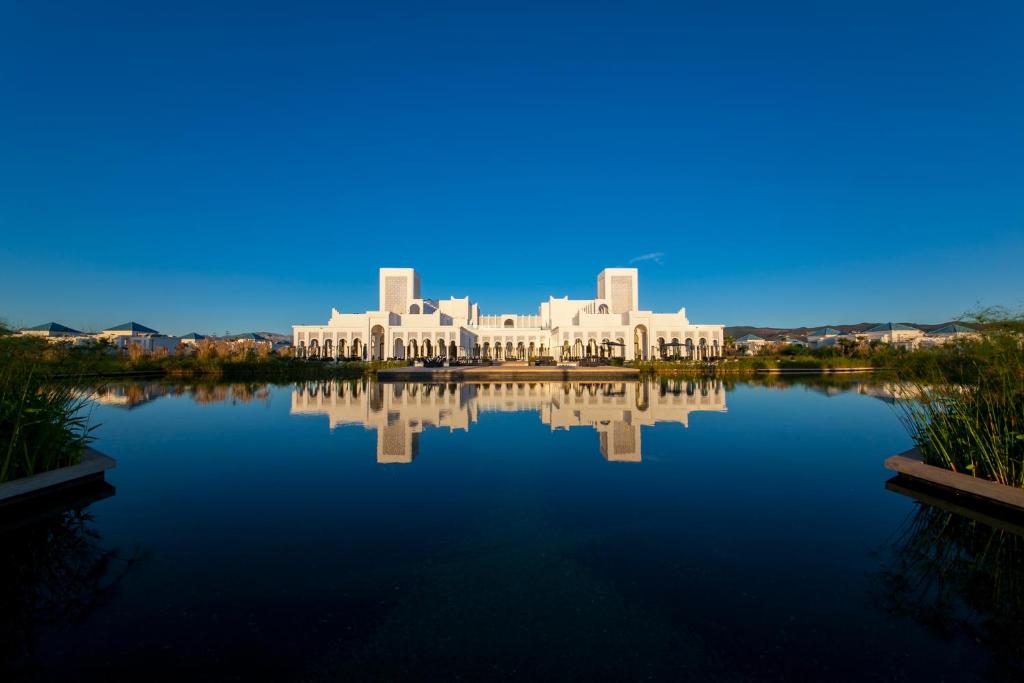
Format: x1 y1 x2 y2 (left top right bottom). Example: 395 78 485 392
885 448 1024 513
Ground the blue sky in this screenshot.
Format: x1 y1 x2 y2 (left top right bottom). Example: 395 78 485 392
1 1 1021 334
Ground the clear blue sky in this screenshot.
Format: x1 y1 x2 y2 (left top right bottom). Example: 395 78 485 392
1 1 1021 334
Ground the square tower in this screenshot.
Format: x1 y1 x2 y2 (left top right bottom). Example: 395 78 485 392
596 268 639 313
379 268 421 314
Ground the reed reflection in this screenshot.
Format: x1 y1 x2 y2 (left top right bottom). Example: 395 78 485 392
881 479 1024 678
0 483 138 674
290 379 727 463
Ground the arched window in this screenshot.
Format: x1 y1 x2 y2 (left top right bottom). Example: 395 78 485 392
504 319 514 328
598 304 609 314
409 304 420 314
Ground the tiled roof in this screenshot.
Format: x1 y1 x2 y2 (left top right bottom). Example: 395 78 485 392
229 332 267 341
927 324 975 336
735 334 764 342
22 322 82 335
809 327 844 337
104 322 159 334
180 332 207 340
867 322 919 332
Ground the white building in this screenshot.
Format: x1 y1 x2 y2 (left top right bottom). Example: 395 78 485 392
860 322 923 350
734 334 768 355
806 327 846 348
17 322 94 346
293 267 724 362
97 322 180 354
919 323 979 348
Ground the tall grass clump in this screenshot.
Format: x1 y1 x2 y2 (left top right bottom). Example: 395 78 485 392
0 326 95 483
899 310 1024 488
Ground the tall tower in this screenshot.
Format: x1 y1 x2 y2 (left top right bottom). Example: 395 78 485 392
596 268 639 313
378 268 421 314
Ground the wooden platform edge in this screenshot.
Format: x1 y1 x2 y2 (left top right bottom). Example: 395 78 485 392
884 447 1024 512
0 448 117 505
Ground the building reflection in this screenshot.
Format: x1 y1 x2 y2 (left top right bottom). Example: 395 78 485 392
87 383 272 409
290 380 727 463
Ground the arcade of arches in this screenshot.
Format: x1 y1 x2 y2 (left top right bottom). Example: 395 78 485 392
293 266 724 361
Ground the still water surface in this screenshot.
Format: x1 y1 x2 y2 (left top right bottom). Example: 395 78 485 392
2 378 1022 681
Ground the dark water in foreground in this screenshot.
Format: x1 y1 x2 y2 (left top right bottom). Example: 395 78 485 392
2 378 1023 681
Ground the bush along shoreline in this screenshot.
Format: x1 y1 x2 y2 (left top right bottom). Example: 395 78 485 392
0 332 411 381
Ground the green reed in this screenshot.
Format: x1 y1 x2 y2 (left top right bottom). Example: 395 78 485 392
898 313 1024 487
0 336 96 483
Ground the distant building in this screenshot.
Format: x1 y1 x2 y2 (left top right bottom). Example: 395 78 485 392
807 327 846 348
772 335 808 348
98 322 179 354
16 322 94 346
179 332 207 346
861 322 923 350
224 332 273 351
734 334 768 355
18 322 83 338
920 323 979 347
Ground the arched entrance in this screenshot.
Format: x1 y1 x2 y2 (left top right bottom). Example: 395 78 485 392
394 338 405 359
633 325 649 360
370 325 385 361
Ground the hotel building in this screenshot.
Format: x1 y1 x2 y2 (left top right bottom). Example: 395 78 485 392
293 267 724 361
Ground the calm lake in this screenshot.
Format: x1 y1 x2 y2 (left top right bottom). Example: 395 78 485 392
2 377 1022 681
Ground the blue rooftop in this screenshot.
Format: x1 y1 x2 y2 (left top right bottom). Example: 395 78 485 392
809 327 844 337
22 321 82 335
180 332 207 340
927 324 975 335
229 332 267 341
104 322 159 334
735 334 764 342
867 322 919 332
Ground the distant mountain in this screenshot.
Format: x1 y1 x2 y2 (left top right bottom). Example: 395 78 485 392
254 332 291 343
724 322 961 339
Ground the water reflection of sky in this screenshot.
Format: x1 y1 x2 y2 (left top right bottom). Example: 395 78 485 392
3 378 1017 680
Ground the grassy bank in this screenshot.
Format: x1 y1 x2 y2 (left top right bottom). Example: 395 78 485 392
898 315 1024 488
634 355 879 376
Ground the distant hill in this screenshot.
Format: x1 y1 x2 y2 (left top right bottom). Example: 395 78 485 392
724 322 961 339
254 332 291 343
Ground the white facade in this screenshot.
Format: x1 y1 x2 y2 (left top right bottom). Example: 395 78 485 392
293 268 725 362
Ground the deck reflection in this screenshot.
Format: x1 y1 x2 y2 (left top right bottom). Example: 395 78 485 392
291 380 727 463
